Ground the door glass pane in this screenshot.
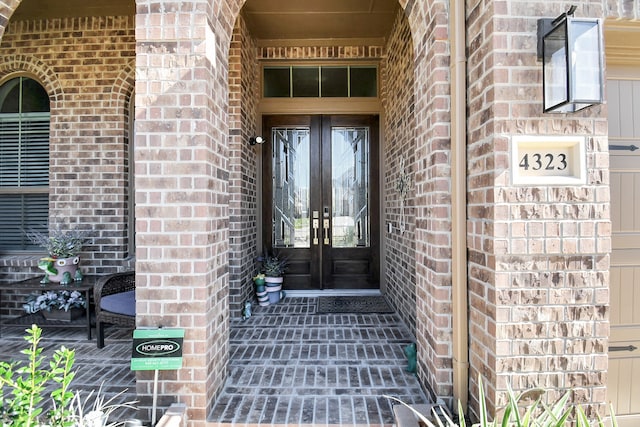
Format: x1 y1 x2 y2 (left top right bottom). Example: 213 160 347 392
272 127 310 248
331 127 369 248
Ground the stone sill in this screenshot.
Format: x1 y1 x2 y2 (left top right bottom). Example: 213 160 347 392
0 254 42 268
156 403 187 427
0 255 136 269
124 403 187 427
394 403 452 427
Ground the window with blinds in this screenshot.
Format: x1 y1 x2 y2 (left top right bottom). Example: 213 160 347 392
0 77 50 252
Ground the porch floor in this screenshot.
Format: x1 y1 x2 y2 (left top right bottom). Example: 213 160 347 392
0 295 429 426
207 296 429 427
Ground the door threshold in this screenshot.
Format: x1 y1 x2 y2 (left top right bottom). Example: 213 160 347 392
286 289 382 298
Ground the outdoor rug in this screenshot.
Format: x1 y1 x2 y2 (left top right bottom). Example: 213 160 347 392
315 295 394 314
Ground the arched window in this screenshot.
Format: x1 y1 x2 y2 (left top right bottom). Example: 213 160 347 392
0 76 50 252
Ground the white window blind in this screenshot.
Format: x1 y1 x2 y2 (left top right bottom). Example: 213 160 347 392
0 77 50 252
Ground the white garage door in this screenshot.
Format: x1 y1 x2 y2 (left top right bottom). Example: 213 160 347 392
608 77 640 426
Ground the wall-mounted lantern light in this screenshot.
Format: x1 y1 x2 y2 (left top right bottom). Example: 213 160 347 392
537 5 604 113
249 136 264 146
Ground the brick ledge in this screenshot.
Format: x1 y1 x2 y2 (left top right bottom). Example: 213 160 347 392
0 254 42 268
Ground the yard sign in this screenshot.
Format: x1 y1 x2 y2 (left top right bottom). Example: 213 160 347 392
131 328 185 371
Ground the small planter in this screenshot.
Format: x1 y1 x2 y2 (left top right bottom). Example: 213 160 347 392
265 277 283 304
266 284 282 292
46 256 81 284
41 307 83 322
267 290 281 304
256 285 269 306
264 276 283 288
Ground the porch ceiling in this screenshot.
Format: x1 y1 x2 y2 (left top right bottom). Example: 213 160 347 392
242 0 400 44
11 0 134 20
11 0 399 45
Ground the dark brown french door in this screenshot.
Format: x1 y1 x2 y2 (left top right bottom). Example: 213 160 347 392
262 115 379 290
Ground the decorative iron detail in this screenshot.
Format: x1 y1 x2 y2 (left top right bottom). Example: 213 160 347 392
609 345 638 352
609 144 639 151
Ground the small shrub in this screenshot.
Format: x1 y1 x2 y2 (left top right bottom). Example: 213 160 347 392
0 324 76 427
386 374 618 427
0 325 136 427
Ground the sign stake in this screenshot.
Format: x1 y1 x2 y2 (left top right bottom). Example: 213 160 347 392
152 369 159 426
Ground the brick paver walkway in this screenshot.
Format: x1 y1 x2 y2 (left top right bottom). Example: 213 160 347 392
1 295 429 426
208 296 429 426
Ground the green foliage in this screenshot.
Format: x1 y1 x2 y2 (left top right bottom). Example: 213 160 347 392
258 250 289 277
0 324 76 427
24 290 87 314
0 326 136 427
25 226 90 258
480 376 573 427
386 374 618 427
69 384 138 427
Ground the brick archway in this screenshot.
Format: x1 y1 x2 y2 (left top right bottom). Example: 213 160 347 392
0 54 64 101
221 0 456 409
0 0 21 39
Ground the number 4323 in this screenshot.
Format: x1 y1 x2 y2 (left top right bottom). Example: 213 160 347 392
519 153 567 171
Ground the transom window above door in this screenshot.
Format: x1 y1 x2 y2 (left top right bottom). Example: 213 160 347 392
263 65 377 98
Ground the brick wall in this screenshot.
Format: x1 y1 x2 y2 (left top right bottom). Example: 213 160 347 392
465 0 610 419
0 16 135 274
0 0 626 425
407 0 456 404
381 8 418 338
228 14 259 317
258 45 384 59
0 15 135 312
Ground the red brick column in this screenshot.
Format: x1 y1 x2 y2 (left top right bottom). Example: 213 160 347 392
465 0 609 419
406 0 457 405
134 3 231 423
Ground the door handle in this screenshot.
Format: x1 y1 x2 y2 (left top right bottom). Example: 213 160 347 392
312 219 319 245
323 219 330 245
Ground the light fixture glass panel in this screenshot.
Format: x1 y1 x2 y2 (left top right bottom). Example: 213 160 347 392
543 22 568 112
569 20 602 104
543 17 603 113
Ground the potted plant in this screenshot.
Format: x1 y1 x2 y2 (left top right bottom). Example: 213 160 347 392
253 273 269 306
25 225 90 285
258 251 288 304
23 289 87 321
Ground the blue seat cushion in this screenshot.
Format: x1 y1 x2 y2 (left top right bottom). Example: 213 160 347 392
100 290 136 317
